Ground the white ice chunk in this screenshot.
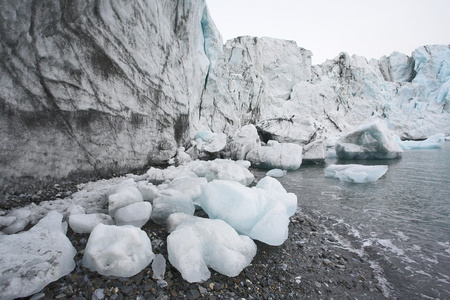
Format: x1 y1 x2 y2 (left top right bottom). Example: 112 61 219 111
256 176 298 216
303 140 327 163
151 190 195 225
152 254 166 280
266 169 287 178
174 147 192 165
67 205 85 215
114 202 152 227
82 224 154 277
2 219 29 234
395 133 445 150
108 185 143 216
194 131 227 153
0 211 76 300
0 216 16 227
335 120 403 159
228 124 261 160
69 213 114 234
200 180 291 246
167 213 257 283
137 181 160 203
167 176 207 207
325 164 388 183
246 140 303 170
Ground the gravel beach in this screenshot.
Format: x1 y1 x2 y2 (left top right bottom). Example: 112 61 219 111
2 171 387 300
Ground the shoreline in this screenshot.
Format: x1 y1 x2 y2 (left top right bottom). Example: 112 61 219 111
2 168 387 300
24 209 386 300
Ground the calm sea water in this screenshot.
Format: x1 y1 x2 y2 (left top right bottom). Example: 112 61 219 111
273 142 450 299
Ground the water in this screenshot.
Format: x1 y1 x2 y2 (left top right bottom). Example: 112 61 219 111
275 143 450 299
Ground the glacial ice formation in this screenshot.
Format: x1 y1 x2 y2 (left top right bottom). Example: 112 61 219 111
325 164 389 183
246 140 303 170
228 124 261 160
266 169 287 178
69 213 114 234
114 202 152 227
200 179 294 245
82 224 155 277
167 213 257 283
0 211 76 300
335 120 403 159
395 133 446 150
151 190 196 225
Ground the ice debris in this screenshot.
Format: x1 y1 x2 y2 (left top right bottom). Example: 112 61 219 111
200 178 295 245
228 124 261 160
335 120 403 159
266 169 287 177
114 202 152 227
82 224 155 277
151 190 195 225
0 211 76 300
325 164 388 183
246 140 303 170
69 213 114 234
395 133 445 150
167 213 257 283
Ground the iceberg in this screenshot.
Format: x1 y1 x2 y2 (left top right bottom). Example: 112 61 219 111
200 179 293 245
166 213 257 283
82 224 154 277
335 120 403 159
246 140 303 170
325 164 388 183
266 169 287 178
0 211 76 300
395 133 445 150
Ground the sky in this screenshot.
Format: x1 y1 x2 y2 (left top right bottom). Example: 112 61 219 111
206 0 450 64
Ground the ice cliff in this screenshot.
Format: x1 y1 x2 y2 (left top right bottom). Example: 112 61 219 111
1 0 449 195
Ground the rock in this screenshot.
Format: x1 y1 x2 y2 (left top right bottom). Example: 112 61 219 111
0 211 76 300
335 120 403 159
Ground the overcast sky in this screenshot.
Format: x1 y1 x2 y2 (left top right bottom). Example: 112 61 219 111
206 0 450 64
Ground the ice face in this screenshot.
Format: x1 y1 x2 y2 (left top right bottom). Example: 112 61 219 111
325 164 388 183
166 213 257 283
114 202 152 227
335 120 403 159
69 213 114 234
246 140 303 170
200 179 292 245
0 211 76 300
82 224 154 277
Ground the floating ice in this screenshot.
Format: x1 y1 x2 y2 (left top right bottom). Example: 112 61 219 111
0 211 76 300
266 169 287 178
69 213 114 234
395 133 445 150
108 185 143 216
335 120 403 159
228 124 261 160
246 140 303 170
114 202 152 227
325 164 388 183
151 190 195 225
200 180 292 245
82 224 154 277
303 140 327 163
167 213 257 283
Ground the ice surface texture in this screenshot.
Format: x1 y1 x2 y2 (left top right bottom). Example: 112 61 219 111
82 224 155 277
335 120 403 159
247 140 303 170
200 178 296 246
0 211 76 300
325 164 388 183
167 213 257 283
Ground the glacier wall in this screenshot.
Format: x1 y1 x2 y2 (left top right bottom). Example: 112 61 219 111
0 0 220 193
0 0 448 195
